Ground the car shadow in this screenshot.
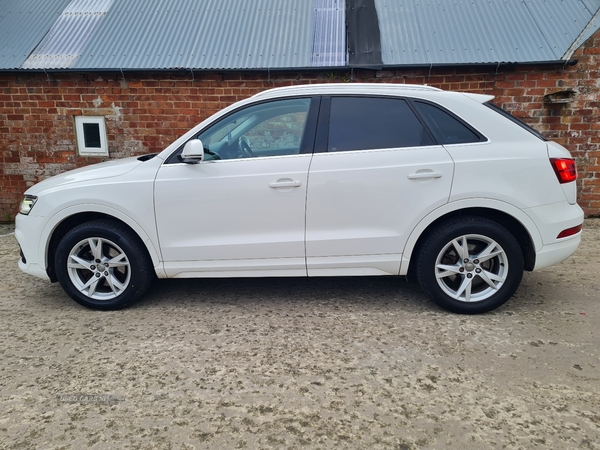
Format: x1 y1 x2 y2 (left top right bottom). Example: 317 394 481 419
136 275 432 312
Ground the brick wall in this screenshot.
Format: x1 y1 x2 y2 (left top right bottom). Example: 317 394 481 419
1 31 599 219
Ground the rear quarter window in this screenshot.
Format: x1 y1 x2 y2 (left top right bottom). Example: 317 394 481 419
484 101 547 141
413 100 485 145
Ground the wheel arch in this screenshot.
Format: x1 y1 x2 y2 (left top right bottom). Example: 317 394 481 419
43 208 162 282
403 204 538 277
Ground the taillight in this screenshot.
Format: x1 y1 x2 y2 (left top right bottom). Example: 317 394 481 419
557 224 582 239
550 158 577 183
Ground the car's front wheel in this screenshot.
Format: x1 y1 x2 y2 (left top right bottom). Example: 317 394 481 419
54 219 153 310
416 217 524 314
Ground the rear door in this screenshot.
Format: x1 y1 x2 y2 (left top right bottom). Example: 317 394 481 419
305 96 455 275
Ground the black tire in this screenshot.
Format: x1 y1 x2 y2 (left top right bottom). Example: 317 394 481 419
415 216 524 314
54 219 154 310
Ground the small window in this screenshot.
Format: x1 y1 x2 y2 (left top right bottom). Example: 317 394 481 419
327 97 434 152
75 116 108 156
413 101 483 145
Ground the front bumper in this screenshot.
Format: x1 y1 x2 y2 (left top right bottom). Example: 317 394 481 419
15 213 50 280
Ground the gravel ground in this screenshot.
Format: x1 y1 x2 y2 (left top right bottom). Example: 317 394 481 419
0 221 599 449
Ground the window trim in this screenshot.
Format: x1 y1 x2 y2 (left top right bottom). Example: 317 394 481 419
74 116 108 156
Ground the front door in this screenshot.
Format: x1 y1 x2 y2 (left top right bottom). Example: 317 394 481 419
154 97 318 277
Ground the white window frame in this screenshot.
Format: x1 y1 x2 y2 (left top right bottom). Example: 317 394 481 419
75 116 108 156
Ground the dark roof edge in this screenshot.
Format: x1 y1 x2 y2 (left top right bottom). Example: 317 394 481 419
0 60 578 75
380 59 578 70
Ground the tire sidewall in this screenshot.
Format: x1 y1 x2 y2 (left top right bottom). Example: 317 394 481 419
55 221 150 310
417 218 524 314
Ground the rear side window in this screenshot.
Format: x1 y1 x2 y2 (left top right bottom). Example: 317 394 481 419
484 101 547 141
327 97 434 152
413 101 484 145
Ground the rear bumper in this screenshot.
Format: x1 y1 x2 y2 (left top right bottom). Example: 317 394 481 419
533 233 581 270
525 201 583 270
525 201 584 249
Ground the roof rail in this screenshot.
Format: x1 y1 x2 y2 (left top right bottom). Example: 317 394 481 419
253 83 443 98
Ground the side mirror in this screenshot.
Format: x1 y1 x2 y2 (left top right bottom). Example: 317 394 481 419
181 140 204 164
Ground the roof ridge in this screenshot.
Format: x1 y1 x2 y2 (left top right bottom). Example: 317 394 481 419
562 6 600 60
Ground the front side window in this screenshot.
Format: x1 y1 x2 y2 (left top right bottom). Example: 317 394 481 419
195 98 311 160
327 97 434 152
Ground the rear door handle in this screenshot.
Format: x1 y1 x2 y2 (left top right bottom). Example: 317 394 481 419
269 179 302 188
407 171 443 180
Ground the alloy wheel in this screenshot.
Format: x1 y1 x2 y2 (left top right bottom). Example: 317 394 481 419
67 237 131 301
434 234 509 303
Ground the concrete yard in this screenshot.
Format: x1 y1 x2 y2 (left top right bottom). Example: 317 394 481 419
0 221 599 449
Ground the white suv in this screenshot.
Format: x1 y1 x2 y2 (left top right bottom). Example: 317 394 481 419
16 84 583 313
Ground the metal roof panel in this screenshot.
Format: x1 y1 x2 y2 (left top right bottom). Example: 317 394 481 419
0 0 72 69
376 0 600 66
74 0 318 70
22 0 114 69
311 0 346 67
3 0 600 71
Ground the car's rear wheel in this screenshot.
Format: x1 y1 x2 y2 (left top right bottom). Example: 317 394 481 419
54 219 153 310
416 217 524 314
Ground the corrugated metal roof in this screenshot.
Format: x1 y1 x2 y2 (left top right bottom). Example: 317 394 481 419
0 0 72 70
568 4 600 57
2 0 600 71
75 0 318 70
22 0 114 69
311 0 346 67
582 0 600 13
376 0 600 65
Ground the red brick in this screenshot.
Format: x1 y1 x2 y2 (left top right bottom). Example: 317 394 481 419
570 123 591 131
536 80 559 88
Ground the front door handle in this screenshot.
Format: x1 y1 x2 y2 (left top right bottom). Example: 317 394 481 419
407 171 443 180
269 179 302 188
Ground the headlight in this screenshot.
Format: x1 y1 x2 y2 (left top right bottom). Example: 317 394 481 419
19 195 38 215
